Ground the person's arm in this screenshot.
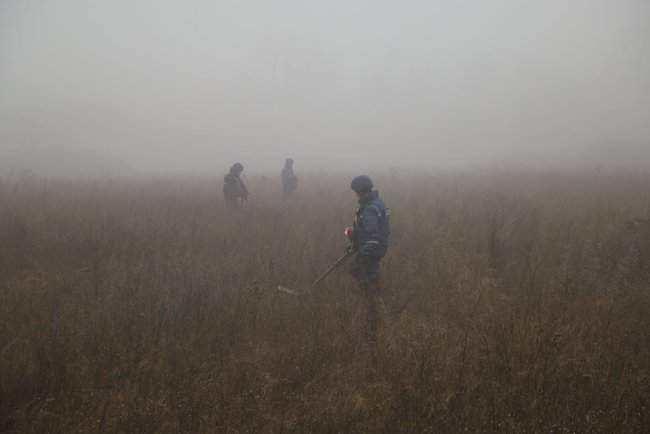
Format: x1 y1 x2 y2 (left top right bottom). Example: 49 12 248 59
240 179 249 199
223 174 234 194
357 205 383 256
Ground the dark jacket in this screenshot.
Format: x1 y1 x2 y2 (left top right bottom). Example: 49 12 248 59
223 173 248 202
352 190 390 257
281 167 297 194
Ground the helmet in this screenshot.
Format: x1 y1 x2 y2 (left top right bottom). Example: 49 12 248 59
350 175 373 193
230 162 244 173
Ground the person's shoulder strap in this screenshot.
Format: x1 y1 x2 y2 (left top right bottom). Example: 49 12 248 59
367 201 388 220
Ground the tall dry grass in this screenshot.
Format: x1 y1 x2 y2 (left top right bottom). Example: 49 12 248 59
0 170 649 433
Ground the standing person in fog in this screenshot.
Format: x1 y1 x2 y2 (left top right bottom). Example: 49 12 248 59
223 162 248 208
281 158 298 200
345 175 390 365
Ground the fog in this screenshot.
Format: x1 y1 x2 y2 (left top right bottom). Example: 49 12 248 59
1 0 649 174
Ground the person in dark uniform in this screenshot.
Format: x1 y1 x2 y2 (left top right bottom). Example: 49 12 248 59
223 163 248 208
345 175 390 364
281 158 298 200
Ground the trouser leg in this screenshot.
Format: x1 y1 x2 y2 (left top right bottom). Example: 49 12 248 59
351 255 382 367
364 280 380 344
366 284 380 370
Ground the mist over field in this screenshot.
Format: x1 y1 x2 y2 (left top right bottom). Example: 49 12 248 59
2 2 650 433
1 0 649 174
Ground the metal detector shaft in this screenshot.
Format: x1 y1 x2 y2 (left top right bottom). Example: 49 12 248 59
311 247 356 288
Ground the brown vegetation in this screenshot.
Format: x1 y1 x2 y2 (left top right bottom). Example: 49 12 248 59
1 171 649 433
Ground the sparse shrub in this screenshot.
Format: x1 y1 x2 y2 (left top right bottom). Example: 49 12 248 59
0 171 649 433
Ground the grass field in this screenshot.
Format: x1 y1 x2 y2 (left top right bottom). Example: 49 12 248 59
1 170 649 433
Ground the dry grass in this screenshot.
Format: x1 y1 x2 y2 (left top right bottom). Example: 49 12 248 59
1 170 649 433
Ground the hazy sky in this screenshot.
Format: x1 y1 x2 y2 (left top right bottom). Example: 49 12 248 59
1 0 649 173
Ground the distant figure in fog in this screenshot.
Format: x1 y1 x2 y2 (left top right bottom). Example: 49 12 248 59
345 175 390 365
223 163 248 208
281 158 298 200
